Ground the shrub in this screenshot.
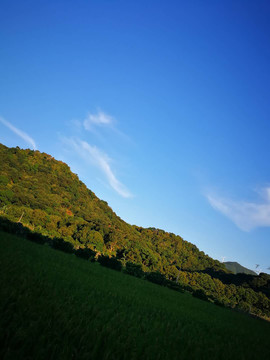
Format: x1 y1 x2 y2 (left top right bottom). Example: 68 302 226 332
51 238 74 253
213 299 225 307
124 262 145 278
98 255 122 271
27 231 47 245
192 289 209 302
75 248 96 261
145 271 166 286
165 279 185 293
238 301 251 313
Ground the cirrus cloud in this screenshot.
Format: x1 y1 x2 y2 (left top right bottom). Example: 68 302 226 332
83 110 113 131
0 116 37 150
206 187 270 231
64 137 132 198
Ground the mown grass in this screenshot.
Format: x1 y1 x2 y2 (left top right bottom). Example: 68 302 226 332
0 231 270 360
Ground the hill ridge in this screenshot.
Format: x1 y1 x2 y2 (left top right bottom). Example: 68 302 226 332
224 261 257 275
1 142 270 317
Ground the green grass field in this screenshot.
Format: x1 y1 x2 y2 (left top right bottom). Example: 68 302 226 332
1 231 270 360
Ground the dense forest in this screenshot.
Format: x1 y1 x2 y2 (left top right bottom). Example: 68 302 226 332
0 143 270 318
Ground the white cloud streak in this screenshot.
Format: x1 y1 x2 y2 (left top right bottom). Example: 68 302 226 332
0 116 37 150
206 187 270 231
83 110 113 131
66 137 132 198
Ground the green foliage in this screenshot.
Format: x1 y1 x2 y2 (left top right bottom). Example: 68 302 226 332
164 279 185 293
192 289 209 301
75 247 96 261
87 230 104 252
0 189 14 204
145 271 167 286
124 262 145 278
0 175 9 185
51 238 74 253
98 255 122 271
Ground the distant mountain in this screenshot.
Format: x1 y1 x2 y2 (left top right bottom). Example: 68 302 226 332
224 262 257 275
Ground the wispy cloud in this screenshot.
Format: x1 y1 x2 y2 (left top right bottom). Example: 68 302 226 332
83 110 113 131
70 109 132 144
0 116 37 150
206 187 270 231
65 137 132 198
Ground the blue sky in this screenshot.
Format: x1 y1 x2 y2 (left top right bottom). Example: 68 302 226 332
1 0 270 273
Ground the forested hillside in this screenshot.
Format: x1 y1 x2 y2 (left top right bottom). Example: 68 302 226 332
1 143 270 318
0 143 224 273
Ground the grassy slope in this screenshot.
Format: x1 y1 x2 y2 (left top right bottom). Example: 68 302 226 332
1 231 270 360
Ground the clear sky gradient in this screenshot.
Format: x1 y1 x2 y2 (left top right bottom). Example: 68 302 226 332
1 0 270 273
